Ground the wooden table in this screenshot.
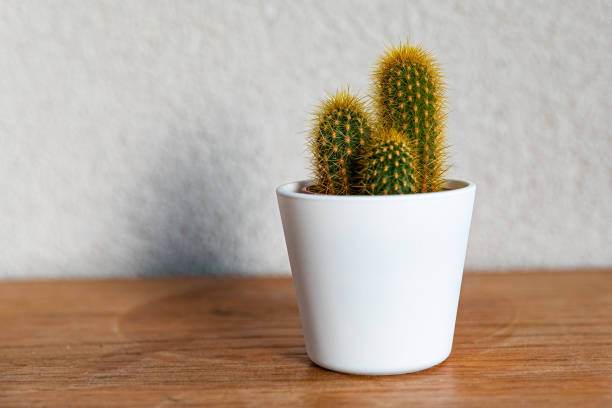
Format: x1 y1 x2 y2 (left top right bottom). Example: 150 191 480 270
0 270 610 407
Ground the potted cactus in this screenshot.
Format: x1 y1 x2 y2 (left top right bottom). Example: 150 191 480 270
277 42 475 375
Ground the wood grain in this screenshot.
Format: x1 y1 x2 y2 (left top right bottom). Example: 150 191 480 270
0 270 611 407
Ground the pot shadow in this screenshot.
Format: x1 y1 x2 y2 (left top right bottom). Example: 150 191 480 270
123 99 277 277
75 99 296 378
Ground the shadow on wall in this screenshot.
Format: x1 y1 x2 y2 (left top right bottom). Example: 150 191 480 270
127 103 267 277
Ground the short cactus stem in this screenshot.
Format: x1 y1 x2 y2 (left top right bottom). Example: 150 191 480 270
308 89 372 195
373 41 448 192
359 129 417 195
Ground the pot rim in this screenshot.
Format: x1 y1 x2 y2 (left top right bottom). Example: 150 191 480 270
277 178 475 201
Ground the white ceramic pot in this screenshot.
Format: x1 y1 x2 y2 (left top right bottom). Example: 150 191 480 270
276 179 476 375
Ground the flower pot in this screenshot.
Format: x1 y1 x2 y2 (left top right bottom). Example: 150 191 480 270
276 179 476 375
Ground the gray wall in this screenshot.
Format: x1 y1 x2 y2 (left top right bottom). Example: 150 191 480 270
1 0 611 278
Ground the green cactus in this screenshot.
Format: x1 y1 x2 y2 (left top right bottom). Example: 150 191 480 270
359 128 417 195
373 41 448 193
308 89 372 195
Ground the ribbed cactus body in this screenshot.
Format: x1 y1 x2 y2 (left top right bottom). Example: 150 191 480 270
359 129 416 195
309 90 372 195
373 42 447 193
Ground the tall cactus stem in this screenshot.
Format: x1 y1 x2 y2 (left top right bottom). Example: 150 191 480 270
372 41 449 192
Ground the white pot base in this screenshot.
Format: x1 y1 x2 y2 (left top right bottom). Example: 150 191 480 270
308 350 452 376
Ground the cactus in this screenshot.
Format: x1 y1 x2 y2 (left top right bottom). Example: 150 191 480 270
372 41 448 193
308 89 372 195
359 128 417 195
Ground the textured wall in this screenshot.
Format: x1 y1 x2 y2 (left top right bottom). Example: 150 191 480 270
1 0 611 278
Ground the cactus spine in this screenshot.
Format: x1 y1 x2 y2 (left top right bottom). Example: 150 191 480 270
359 129 417 195
373 42 448 193
308 89 372 194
